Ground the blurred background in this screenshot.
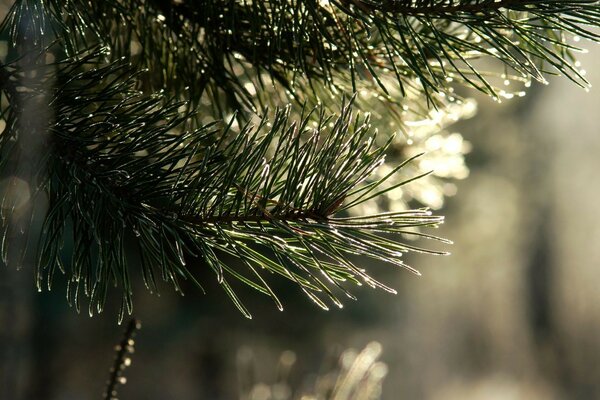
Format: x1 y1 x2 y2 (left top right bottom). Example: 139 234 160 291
2 5 600 400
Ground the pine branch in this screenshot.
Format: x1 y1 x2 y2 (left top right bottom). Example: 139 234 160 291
1 0 597 320
10 0 595 120
75 0 600 112
0 49 446 319
343 0 599 94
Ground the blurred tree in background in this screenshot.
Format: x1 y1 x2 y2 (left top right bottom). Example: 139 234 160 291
1 1 599 399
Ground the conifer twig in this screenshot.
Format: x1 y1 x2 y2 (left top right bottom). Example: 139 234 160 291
103 318 141 400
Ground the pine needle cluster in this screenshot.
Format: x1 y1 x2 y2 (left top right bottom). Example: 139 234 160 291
0 0 598 319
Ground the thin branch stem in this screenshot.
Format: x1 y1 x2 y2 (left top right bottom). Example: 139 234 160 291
103 318 141 400
179 210 328 226
349 0 585 15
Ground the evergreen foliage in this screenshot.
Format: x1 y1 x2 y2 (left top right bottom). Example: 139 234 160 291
0 0 598 319
239 341 387 400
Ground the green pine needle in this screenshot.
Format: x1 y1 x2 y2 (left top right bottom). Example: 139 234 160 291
1 50 444 319
1 0 598 319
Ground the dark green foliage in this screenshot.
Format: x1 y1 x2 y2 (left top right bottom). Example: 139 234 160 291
0 0 598 319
